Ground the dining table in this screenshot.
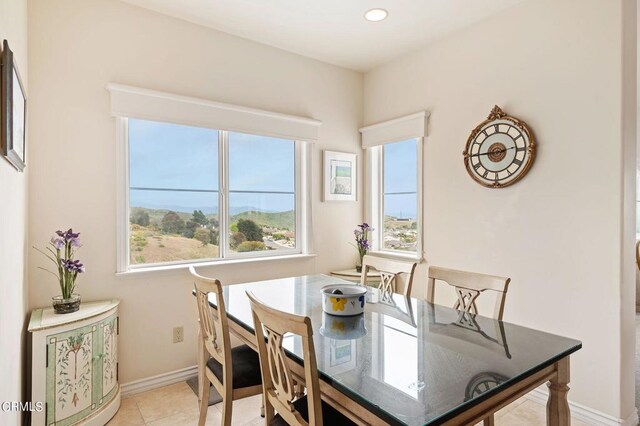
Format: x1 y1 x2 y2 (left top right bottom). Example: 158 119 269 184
196 274 581 426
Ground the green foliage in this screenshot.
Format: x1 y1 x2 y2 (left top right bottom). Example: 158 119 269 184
210 228 219 246
130 210 150 226
237 241 267 252
184 210 210 238
236 219 263 242
230 232 246 249
194 227 211 246
161 211 185 234
231 210 294 230
134 255 146 263
130 229 148 253
192 210 208 226
130 207 293 231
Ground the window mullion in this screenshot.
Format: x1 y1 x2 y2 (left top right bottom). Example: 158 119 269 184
219 130 229 259
378 146 384 252
295 141 304 253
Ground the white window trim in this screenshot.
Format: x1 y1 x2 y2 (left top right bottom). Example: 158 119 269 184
110 84 319 274
107 83 321 141
361 112 428 261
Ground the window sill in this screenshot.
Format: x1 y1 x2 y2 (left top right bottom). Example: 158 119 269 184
368 250 423 263
116 253 316 279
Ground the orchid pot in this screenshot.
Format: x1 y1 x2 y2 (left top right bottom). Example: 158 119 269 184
351 223 373 273
35 229 86 314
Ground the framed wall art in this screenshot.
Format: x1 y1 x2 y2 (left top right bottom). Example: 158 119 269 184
323 150 356 201
1 39 27 172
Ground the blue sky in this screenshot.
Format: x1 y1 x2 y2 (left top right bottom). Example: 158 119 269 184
129 119 294 214
129 119 416 219
384 139 418 219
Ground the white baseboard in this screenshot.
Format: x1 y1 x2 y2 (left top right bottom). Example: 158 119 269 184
120 365 198 397
525 388 639 426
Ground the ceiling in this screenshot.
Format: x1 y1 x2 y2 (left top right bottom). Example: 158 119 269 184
119 0 525 72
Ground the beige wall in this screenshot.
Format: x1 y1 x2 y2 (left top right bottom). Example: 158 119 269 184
0 0 28 425
364 0 635 420
27 0 363 384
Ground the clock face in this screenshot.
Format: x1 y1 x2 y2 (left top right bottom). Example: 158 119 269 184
463 107 535 188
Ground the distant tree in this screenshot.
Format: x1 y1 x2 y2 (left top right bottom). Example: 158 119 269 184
236 219 263 242
237 241 267 252
192 210 209 226
194 227 211 246
184 210 209 238
161 211 185 234
230 232 246 249
183 223 196 239
130 210 150 227
210 228 219 246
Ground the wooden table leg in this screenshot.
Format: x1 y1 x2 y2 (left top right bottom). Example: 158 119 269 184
546 357 570 426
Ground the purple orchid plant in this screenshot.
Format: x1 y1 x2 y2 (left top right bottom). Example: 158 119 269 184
35 229 85 299
352 223 374 269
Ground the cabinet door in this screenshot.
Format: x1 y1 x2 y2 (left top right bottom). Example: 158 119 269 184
100 314 118 400
46 323 96 425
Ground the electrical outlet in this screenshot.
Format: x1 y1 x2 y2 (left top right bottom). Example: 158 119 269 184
173 326 184 343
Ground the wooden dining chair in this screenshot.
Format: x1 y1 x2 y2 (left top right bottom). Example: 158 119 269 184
191 267 263 426
427 265 511 321
246 291 357 426
360 254 418 299
427 265 511 426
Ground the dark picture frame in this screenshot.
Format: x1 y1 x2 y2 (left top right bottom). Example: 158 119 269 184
1 40 26 172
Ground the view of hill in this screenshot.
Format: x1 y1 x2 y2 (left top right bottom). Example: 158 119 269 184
129 206 295 265
231 210 294 230
130 207 294 230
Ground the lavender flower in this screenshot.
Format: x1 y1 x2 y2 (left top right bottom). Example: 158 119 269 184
56 228 81 241
62 259 85 274
50 237 65 250
36 228 85 299
351 222 374 266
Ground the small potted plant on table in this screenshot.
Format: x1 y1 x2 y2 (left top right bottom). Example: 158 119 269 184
352 223 373 273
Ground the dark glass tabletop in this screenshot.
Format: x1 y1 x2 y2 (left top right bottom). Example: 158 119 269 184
208 274 581 426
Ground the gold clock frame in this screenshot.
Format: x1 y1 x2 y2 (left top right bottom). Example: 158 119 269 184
463 105 536 189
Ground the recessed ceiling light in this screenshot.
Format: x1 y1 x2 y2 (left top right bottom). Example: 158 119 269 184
364 8 388 22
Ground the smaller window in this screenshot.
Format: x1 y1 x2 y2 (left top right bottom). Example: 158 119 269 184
367 138 422 257
382 139 419 252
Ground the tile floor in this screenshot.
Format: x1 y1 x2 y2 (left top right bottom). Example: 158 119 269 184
108 381 588 425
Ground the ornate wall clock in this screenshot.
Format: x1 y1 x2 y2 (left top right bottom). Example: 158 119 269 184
463 106 536 188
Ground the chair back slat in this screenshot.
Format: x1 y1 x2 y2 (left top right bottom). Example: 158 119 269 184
360 254 418 298
247 291 322 426
427 265 511 320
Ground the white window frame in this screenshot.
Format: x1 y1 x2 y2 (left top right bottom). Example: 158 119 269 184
109 84 319 274
361 112 428 261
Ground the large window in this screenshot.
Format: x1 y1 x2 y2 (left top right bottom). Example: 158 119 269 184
126 118 301 269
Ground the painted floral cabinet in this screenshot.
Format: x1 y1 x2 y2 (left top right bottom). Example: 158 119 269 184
29 300 121 426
